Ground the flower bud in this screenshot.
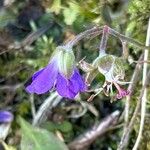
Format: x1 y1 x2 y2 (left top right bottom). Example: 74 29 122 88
56 46 75 78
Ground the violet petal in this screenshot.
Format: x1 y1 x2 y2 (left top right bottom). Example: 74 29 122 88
0 111 13 123
56 69 86 99
26 60 58 94
24 68 45 88
71 69 86 92
56 73 78 99
32 68 45 80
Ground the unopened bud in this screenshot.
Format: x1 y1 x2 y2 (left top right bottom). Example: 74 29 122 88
56 46 75 78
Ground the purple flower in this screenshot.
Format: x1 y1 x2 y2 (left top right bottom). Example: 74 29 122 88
25 46 86 99
0 111 13 123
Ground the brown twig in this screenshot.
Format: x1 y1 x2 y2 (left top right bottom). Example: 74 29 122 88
117 54 143 150
0 83 23 91
125 54 144 122
117 69 150 150
68 110 120 150
0 22 53 55
132 17 150 150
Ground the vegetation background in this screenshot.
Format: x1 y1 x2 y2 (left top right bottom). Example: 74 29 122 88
0 0 150 149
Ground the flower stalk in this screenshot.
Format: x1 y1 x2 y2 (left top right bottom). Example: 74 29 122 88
99 25 109 55
65 25 150 50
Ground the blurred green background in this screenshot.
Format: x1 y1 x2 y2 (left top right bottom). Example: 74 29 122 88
0 0 150 149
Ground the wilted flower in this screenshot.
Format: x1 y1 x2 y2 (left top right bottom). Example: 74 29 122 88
25 46 86 99
115 85 130 99
84 54 130 100
0 111 13 123
93 54 130 99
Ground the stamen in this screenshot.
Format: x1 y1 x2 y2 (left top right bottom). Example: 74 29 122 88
87 88 103 102
113 82 130 99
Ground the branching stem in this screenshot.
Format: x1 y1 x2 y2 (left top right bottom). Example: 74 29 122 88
65 26 150 51
99 25 109 54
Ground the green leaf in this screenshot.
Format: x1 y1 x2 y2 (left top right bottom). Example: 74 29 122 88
57 121 72 133
50 0 62 14
17 101 30 116
126 21 136 35
0 10 15 29
41 122 57 132
41 121 72 133
63 2 79 25
19 117 68 150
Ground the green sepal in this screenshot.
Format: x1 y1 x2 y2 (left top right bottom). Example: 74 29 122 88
93 54 115 74
113 57 125 79
85 69 99 85
92 54 126 80
56 46 75 78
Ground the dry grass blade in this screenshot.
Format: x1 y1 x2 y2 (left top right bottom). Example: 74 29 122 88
0 22 53 55
117 70 150 150
32 92 62 126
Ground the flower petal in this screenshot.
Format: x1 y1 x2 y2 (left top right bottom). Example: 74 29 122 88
0 111 13 123
32 68 45 80
56 73 77 99
56 69 86 99
26 60 58 94
70 69 86 92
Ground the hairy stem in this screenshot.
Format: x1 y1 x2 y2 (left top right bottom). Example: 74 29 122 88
65 26 149 51
109 28 150 50
99 25 109 54
1 25 148 56
66 26 103 48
